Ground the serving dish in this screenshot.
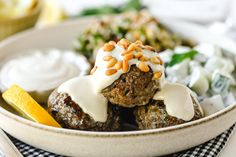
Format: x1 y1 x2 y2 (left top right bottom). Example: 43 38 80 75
0 17 236 156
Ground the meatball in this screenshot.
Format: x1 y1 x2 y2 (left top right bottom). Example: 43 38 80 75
134 97 203 130
101 65 161 108
48 90 120 131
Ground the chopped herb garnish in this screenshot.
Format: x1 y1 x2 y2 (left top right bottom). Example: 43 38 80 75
167 50 198 67
79 0 143 16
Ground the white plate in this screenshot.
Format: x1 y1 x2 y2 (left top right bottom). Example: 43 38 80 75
0 17 236 157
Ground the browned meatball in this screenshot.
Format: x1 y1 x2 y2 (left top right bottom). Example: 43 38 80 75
101 65 161 108
48 90 120 131
134 97 203 130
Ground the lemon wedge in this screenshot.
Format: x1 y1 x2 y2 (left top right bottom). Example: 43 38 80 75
2 84 61 128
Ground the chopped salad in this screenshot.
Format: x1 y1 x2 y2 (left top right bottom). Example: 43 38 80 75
161 43 236 115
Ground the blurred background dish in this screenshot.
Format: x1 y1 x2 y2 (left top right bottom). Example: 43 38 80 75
0 0 41 40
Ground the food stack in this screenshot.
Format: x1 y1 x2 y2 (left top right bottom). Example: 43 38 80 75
48 39 204 131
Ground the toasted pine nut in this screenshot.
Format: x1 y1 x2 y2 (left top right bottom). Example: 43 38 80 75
134 52 143 59
103 56 113 61
124 53 134 60
119 38 130 44
109 41 116 45
135 47 142 52
127 43 137 51
90 66 97 75
122 59 129 73
118 39 130 49
150 57 160 64
135 40 143 45
121 50 131 56
138 62 149 72
153 71 162 79
103 43 115 52
139 56 149 62
145 45 155 52
105 69 117 76
115 61 122 70
157 56 163 65
107 58 117 68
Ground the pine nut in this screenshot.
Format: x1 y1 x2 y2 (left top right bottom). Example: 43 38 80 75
127 43 137 51
135 47 142 52
134 52 143 59
107 58 117 68
103 56 113 61
115 61 122 70
139 56 149 62
150 57 160 64
122 59 129 73
105 69 117 76
138 62 149 72
124 53 134 60
135 40 143 45
118 39 130 49
121 50 131 56
103 43 115 52
109 41 116 45
153 71 162 79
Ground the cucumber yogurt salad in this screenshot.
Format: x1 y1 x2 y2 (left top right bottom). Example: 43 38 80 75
161 43 236 116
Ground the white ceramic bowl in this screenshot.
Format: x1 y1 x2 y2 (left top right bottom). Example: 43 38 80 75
0 17 236 157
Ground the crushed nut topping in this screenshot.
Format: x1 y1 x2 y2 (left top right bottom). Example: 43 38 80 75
139 56 149 62
124 53 134 60
153 71 162 79
122 59 129 73
105 69 117 76
107 58 117 68
103 56 113 61
138 61 150 72
103 43 115 52
115 61 122 70
118 38 130 49
99 39 164 77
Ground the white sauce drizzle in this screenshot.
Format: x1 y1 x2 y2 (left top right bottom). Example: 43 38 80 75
58 75 108 122
93 45 165 91
153 82 195 121
58 44 165 122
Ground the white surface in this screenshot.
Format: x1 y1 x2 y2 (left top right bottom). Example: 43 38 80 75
0 18 236 156
56 0 236 24
220 130 236 157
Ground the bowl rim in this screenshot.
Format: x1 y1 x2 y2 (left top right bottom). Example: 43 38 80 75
0 18 236 138
0 101 235 137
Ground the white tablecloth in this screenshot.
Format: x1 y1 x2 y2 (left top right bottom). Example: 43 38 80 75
219 130 236 157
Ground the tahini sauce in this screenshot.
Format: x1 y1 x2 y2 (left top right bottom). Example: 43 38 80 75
153 82 195 121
